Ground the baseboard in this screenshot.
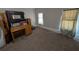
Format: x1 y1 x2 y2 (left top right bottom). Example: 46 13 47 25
38 25 61 33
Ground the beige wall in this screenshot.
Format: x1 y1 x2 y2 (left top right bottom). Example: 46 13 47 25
35 8 63 32
0 8 64 31
0 8 36 26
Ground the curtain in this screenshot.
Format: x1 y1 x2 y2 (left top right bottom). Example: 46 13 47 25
61 9 78 37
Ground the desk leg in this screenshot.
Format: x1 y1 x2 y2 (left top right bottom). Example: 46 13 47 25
11 32 15 42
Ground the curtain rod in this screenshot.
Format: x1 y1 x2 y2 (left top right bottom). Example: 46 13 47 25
64 8 79 11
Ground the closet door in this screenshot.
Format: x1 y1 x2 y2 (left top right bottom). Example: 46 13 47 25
61 9 77 37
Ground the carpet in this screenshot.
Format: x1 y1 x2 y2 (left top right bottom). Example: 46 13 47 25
0 27 79 51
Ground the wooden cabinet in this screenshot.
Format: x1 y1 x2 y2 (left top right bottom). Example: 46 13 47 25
0 12 32 43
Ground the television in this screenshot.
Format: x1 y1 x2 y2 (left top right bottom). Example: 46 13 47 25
5 11 26 27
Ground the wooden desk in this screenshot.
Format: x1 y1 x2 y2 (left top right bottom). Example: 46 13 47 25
11 24 32 41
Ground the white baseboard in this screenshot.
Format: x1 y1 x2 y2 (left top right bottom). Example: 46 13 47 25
38 25 61 33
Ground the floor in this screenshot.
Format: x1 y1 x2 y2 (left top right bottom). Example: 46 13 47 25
0 27 79 51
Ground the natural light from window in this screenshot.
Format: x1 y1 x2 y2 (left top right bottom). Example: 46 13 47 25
38 13 44 25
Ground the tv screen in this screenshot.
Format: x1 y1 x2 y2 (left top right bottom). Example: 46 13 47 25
12 15 21 19
11 14 25 23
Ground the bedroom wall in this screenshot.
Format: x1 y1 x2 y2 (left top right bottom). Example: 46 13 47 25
35 8 63 32
0 8 36 26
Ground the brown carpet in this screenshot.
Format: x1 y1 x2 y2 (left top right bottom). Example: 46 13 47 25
0 27 79 51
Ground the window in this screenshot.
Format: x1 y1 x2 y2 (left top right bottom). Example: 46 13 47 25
61 9 77 37
38 13 44 25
